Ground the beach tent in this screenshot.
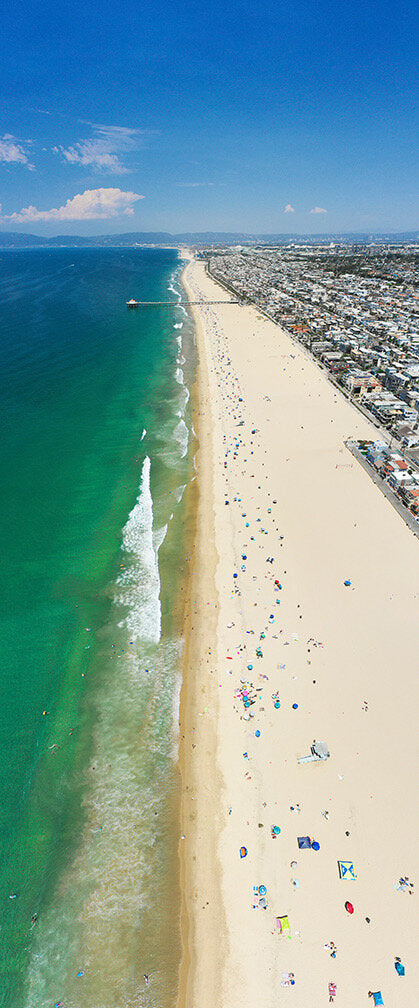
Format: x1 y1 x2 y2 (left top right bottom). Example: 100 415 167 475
298 836 311 849
338 860 357 880
311 740 330 759
298 740 330 764
370 993 384 1006
276 915 291 937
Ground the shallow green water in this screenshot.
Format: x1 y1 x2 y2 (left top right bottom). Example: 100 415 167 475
0 248 196 1006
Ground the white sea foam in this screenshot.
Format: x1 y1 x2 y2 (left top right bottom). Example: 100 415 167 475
24 637 184 1007
174 322 183 329
175 483 187 504
173 419 189 458
171 663 184 759
117 456 162 644
175 366 184 385
140 428 147 441
169 283 188 317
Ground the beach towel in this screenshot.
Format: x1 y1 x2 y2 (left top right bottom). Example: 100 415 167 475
298 836 311 849
276 915 291 937
395 961 405 976
338 860 357 880
371 994 384 1006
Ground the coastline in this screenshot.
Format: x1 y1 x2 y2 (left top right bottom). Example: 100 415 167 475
178 254 417 1006
177 256 226 1008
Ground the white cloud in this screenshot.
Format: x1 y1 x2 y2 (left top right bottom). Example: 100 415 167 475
310 206 327 214
54 141 127 173
0 135 33 168
55 124 147 174
179 181 215 188
92 124 144 143
284 204 295 213
4 187 144 223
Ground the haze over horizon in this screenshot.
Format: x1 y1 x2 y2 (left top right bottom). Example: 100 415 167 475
1 0 418 236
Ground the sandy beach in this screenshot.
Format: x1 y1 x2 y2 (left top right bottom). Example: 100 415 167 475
178 255 418 1007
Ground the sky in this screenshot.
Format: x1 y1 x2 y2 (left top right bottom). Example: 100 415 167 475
0 0 418 235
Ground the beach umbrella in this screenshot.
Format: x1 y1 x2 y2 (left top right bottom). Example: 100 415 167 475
258 884 267 896
272 826 281 835
312 841 320 851
345 900 354 914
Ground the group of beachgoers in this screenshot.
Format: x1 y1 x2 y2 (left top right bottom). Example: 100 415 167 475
187 271 413 1005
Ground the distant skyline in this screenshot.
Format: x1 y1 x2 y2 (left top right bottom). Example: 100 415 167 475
0 0 418 235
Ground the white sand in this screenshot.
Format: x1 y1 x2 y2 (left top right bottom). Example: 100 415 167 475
179 257 418 1008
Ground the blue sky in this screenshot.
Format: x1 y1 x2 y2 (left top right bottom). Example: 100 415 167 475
0 0 417 234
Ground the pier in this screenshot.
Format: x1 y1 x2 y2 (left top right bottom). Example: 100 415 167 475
127 298 241 308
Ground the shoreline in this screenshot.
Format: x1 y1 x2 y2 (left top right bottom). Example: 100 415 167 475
177 257 226 1008
177 254 417 1006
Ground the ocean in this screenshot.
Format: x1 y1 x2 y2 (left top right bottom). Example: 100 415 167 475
0 247 196 1007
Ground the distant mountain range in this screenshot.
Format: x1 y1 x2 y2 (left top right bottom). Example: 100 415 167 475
0 230 417 248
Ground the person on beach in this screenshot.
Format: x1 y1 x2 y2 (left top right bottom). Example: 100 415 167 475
328 980 337 1002
397 875 414 893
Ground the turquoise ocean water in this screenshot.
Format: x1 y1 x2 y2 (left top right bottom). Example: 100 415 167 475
0 248 196 1007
